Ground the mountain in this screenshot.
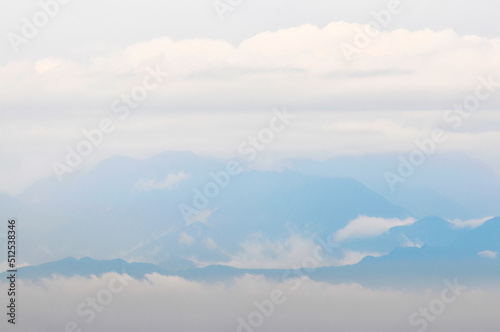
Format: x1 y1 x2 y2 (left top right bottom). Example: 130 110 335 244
13 151 409 269
204 170 409 245
286 152 500 219
317 218 500 288
5 219 498 287
448 217 500 254
5 240 498 290
9 151 497 272
0 257 170 280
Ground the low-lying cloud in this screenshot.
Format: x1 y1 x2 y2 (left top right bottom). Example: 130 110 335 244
334 216 416 242
1 273 498 332
448 216 493 229
134 171 190 192
220 234 379 269
477 250 498 259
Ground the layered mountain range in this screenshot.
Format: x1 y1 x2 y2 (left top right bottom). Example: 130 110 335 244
1 151 498 286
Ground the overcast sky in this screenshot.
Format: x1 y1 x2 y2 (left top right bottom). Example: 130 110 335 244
1 0 499 194
1 0 500 63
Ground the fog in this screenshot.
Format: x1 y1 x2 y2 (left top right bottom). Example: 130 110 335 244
1 273 498 332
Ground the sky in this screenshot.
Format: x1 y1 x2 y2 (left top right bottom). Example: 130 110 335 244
1 0 500 194
1 4 499 330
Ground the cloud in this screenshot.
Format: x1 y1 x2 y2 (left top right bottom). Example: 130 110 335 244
204 237 218 250
134 172 189 192
338 250 383 265
222 234 380 269
2 23 500 117
478 250 498 259
400 234 424 248
186 208 215 226
1 273 499 332
334 216 416 242
178 232 195 246
448 216 493 229
34 58 63 74
224 234 322 269
2 109 500 196
2 22 500 194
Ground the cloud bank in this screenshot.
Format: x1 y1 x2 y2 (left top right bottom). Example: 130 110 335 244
1 273 499 332
2 22 500 194
2 22 500 116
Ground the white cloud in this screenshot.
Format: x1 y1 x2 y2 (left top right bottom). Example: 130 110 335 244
2 22 500 194
186 208 214 226
222 234 380 269
334 216 416 242
2 23 500 115
478 250 498 259
204 237 218 250
224 234 321 269
178 232 195 246
338 250 383 265
2 109 500 196
400 235 424 248
34 58 63 74
134 172 189 192
448 216 493 229
0 273 499 332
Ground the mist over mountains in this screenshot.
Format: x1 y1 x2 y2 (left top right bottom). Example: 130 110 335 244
0 150 498 281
